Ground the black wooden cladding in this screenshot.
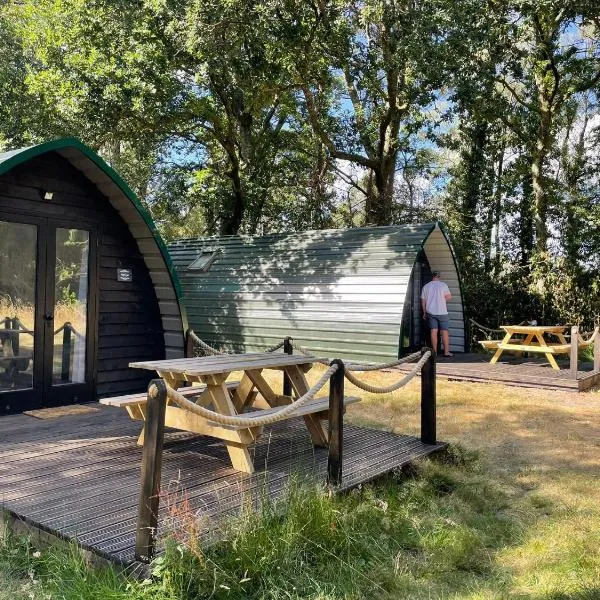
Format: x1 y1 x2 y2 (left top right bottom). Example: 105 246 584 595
0 152 165 401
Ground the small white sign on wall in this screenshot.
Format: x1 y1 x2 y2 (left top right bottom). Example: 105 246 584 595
117 268 133 282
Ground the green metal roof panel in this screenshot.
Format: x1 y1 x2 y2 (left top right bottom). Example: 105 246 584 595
169 222 464 362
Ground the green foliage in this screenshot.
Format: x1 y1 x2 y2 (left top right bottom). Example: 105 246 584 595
1 0 599 327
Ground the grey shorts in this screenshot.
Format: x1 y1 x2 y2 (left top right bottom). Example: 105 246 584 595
427 313 450 331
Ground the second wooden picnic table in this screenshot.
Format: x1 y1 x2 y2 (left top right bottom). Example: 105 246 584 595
490 325 569 370
129 352 349 473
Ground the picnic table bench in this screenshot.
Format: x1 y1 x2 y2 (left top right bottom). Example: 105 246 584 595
486 325 597 371
101 352 360 473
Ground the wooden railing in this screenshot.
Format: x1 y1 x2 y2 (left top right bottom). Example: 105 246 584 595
568 325 600 379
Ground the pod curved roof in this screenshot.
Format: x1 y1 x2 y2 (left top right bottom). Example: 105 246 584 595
169 222 465 361
0 137 186 357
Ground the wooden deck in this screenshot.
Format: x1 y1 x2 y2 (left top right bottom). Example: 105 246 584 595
397 353 600 391
0 405 445 564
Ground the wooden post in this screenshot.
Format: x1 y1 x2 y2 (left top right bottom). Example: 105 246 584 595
10 318 19 356
61 323 72 382
283 336 293 397
327 359 345 487
570 325 579 380
594 330 600 373
420 347 436 445
135 379 167 563
185 328 195 358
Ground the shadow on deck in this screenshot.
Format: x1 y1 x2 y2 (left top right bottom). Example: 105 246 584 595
397 353 600 391
0 405 445 564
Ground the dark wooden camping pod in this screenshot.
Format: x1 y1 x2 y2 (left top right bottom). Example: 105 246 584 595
0 138 186 413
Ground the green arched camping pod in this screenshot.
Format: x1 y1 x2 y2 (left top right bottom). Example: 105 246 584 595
168 222 465 363
0 138 186 413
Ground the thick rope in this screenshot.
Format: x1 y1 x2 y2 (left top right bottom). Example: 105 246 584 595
188 330 226 356
188 330 284 355
344 351 423 372
11 319 85 339
577 327 599 345
67 324 86 340
289 340 321 358
291 339 423 371
263 340 285 353
12 319 34 335
159 363 339 428
343 351 431 394
469 318 503 339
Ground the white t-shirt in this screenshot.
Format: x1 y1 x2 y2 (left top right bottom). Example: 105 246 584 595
421 280 451 315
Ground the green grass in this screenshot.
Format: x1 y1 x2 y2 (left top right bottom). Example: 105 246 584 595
3 443 598 600
2 372 600 599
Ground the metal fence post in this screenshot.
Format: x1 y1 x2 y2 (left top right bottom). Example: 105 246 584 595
61 323 72 382
283 336 293 397
594 331 600 373
327 359 345 487
570 325 579 380
135 379 167 563
420 347 436 445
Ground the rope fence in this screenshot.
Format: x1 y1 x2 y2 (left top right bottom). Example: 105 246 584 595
6 317 85 339
187 329 284 356
344 351 431 394
136 334 438 562
187 330 430 398
156 363 339 428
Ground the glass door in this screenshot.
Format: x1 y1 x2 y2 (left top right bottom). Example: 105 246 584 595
0 216 97 413
43 225 95 407
0 219 42 412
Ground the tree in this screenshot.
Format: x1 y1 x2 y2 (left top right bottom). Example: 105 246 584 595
491 0 600 254
273 0 451 226
15 0 314 234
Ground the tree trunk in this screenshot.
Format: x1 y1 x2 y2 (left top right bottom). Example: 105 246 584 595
520 167 535 267
531 110 552 255
491 139 505 275
462 121 489 235
483 138 505 272
221 157 245 235
366 151 397 226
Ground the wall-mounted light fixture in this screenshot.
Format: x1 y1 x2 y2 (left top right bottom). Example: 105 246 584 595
43 191 54 200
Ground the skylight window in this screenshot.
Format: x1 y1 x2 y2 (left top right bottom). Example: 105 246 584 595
188 248 219 272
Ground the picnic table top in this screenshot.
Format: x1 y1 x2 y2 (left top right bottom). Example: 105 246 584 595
501 325 567 334
130 352 325 377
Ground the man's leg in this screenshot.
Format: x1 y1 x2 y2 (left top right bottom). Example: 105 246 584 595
430 328 439 353
441 329 451 356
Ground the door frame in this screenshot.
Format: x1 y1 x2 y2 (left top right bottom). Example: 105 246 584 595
399 251 433 355
42 218 99 408
0 212 99 413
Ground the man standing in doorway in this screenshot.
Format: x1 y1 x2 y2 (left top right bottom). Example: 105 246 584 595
421 271 453 356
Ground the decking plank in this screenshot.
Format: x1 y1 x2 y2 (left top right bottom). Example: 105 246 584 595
396 353 598 391
0 408 443 565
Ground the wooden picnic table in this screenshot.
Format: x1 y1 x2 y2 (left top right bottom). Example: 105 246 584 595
490 325 569 371
127 352 356 473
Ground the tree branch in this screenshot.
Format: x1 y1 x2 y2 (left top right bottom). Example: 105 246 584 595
301 84 377 170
